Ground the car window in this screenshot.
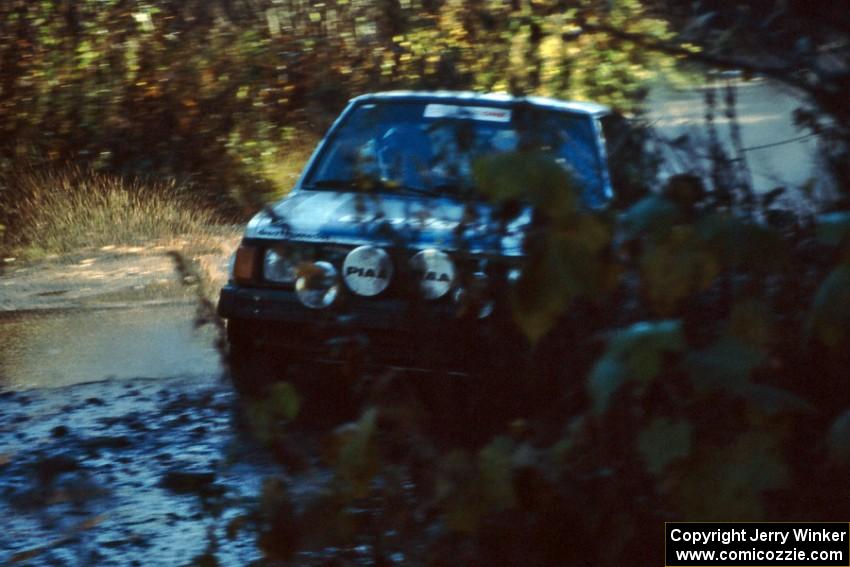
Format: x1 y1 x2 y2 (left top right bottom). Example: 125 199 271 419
304 100 605 202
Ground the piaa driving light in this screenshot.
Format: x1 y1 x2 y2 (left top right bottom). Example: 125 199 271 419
410 249 455 299
264 248 298 284
295 261 339 309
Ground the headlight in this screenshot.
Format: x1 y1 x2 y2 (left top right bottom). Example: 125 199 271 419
264 248 299 284
296 261 339 309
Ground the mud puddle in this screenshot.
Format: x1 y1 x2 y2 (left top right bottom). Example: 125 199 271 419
0 303 221 391
0 305 290 566
0 292 415 565
0 375 287 566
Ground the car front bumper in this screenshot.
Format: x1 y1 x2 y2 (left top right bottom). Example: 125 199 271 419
217 283 524 368
218 284 464 331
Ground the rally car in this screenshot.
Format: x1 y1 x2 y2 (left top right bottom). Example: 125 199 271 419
218 91 613 393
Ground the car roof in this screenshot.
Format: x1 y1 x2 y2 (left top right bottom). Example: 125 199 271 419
349 90 611 117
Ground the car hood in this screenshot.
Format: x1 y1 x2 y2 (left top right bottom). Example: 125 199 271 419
245 190 529 256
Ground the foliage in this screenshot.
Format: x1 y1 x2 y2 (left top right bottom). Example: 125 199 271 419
5 0 848 563
231 152 850 564
245 382 301 444
0 0 680 215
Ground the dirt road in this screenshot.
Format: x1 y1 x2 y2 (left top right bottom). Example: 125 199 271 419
0 243 279 566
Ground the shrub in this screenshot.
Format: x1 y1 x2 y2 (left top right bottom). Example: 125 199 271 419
0 0 679 211
0 167 219 256
236 162 850 565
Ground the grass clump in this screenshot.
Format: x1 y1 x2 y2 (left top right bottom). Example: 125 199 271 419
0 167 221 258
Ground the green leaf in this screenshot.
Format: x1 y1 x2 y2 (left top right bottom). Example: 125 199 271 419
684 335 765 393
472 151 577 221
510 213 614 342
511 238 578 343
245 382 301 443
478 437 516 512
727 299 774 348
695 212 739 244
333 408 379 498
741 384 815 416
827 410 850 467
437 450 483 533
807 263 850 348
697 213 786 273
588 320 684 414
562 213 613 257
817 212 850 246
640 225 720 314
269 381 301 420
671 429 789 520
588 358 628 415
607 319 685 359
619 194 680 239
637 417 692 475
613 320 684 384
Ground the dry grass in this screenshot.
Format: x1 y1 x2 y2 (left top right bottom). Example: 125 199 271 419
1 167 225 258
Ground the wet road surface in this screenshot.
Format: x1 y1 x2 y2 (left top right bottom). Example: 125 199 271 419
0 301 402 566
0 304 286 565
0 375 278 566
0 304 221 391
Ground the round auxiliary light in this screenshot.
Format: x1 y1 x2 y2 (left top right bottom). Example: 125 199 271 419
295 261 339 309
410 249 455 300
342 245 393 297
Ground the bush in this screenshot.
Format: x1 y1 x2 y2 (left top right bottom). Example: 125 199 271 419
0 167 219 256
0 0 678 212
234 162 850 565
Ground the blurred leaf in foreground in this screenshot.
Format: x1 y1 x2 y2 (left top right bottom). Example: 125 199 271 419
807 263 850 348
332 407 379 499
684 335 765 393
638 417 692 475
817 212 850 247
669 430 789 520
473 151 577 221
640 225 720 315
827 410 850 467
588 320 684 414
478 436 517 512
619 194 681 240
727 299 774 349
511 216 615 342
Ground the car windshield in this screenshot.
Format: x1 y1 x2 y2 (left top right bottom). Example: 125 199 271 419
303 100 608 205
